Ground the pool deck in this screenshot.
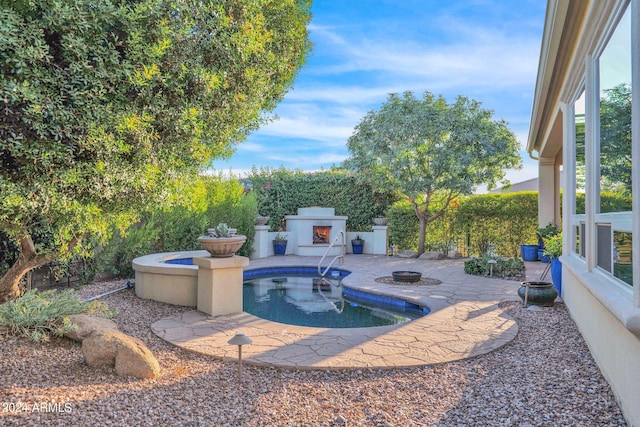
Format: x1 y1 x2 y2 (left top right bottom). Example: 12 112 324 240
151 255 549 369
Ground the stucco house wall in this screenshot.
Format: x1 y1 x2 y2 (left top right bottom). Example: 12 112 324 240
528 1 640 425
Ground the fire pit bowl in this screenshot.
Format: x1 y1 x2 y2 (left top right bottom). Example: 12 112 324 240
392 271 422 283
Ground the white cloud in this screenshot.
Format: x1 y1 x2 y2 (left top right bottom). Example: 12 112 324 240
236 142 266 153
266 152 348 168
216 3 545 178
257 103 362 143
308 20 540 92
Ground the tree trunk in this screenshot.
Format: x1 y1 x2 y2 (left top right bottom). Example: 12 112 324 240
0 234 56 303
417 214 428 256
0 260 34 303
413 191 457 257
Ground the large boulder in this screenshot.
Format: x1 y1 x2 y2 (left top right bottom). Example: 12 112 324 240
64 315 118 342
82 330 160 379
395 250 418 258
419 251 446 260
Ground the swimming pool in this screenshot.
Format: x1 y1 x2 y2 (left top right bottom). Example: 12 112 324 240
243 266 429 328
146 257 429 327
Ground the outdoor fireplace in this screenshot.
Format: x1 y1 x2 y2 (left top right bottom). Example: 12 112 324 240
313 226 331 244
284 207 347 256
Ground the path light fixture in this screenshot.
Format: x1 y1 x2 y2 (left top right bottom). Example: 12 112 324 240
487 259 497 278
228 333 252 384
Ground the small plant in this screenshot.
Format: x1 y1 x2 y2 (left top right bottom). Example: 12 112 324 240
274 231 288 241
464 255 525 279
207 223 236 238
0 289 113 342
543 233 563 258
355 235 362 240
537 222 560 240
214 223 230 237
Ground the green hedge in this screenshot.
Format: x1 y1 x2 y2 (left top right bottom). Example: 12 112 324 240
248 168 398 231
96 175 258 277
387 192 539 257
387 200 420 251
456 192 538 257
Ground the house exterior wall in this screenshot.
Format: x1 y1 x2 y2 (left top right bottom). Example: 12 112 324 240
529 1 640 425
562 263 640 424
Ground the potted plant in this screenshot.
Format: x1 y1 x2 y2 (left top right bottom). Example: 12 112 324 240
543 232 563 295
198 223 246 257
537 222 559 262
273 231 288 256
351 235 364 254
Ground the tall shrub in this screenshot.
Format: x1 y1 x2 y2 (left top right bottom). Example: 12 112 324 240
388 192 538 257
455 192 538 257
387 197 461 255
249 168 398 231
387 200 419 251
97 175 257 277
0 0 311 302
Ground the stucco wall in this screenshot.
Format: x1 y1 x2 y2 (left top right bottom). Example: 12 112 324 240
563 266 640 426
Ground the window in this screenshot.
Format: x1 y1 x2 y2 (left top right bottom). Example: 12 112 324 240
597 223 613 273
572 90 586 258
575 91 586 215
596 5 633 286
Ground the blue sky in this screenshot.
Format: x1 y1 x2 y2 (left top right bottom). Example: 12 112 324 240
212 0 547 188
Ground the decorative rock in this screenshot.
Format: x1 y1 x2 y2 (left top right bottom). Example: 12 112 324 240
448 251 463 259
419 251 446 260
82 330 160 379
395 250 418 258
64 314 118 342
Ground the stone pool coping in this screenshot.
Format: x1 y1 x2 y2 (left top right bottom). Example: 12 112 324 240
151 255 546 369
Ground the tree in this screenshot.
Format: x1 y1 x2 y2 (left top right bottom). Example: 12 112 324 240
344 91 522 255
0 0 311 302
600 83 632 196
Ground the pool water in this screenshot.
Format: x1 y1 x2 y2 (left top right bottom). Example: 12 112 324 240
162 260 428 328
243 269 427 328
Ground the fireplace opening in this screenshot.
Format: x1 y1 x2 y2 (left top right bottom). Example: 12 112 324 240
313 226 331 244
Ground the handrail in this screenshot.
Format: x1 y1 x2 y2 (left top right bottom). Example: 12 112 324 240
315 278 344 313
318 230 345 277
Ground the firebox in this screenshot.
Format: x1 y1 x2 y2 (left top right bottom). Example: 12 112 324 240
312 226 331 244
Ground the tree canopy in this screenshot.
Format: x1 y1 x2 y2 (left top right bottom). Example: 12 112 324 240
0 0 311 301
344 91 522 255
599 83 632 195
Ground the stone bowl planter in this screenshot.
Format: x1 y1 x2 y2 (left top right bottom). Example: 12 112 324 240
373 217 388 226
198 235 246 257
255 216 270 226
392 271 422 283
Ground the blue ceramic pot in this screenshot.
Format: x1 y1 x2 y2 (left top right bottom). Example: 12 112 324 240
520 244 539 261
551 257 562 295
538 249 550 263
273 240 287 256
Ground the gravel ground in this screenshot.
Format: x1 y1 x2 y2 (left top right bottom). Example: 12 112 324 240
0 280 628 426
